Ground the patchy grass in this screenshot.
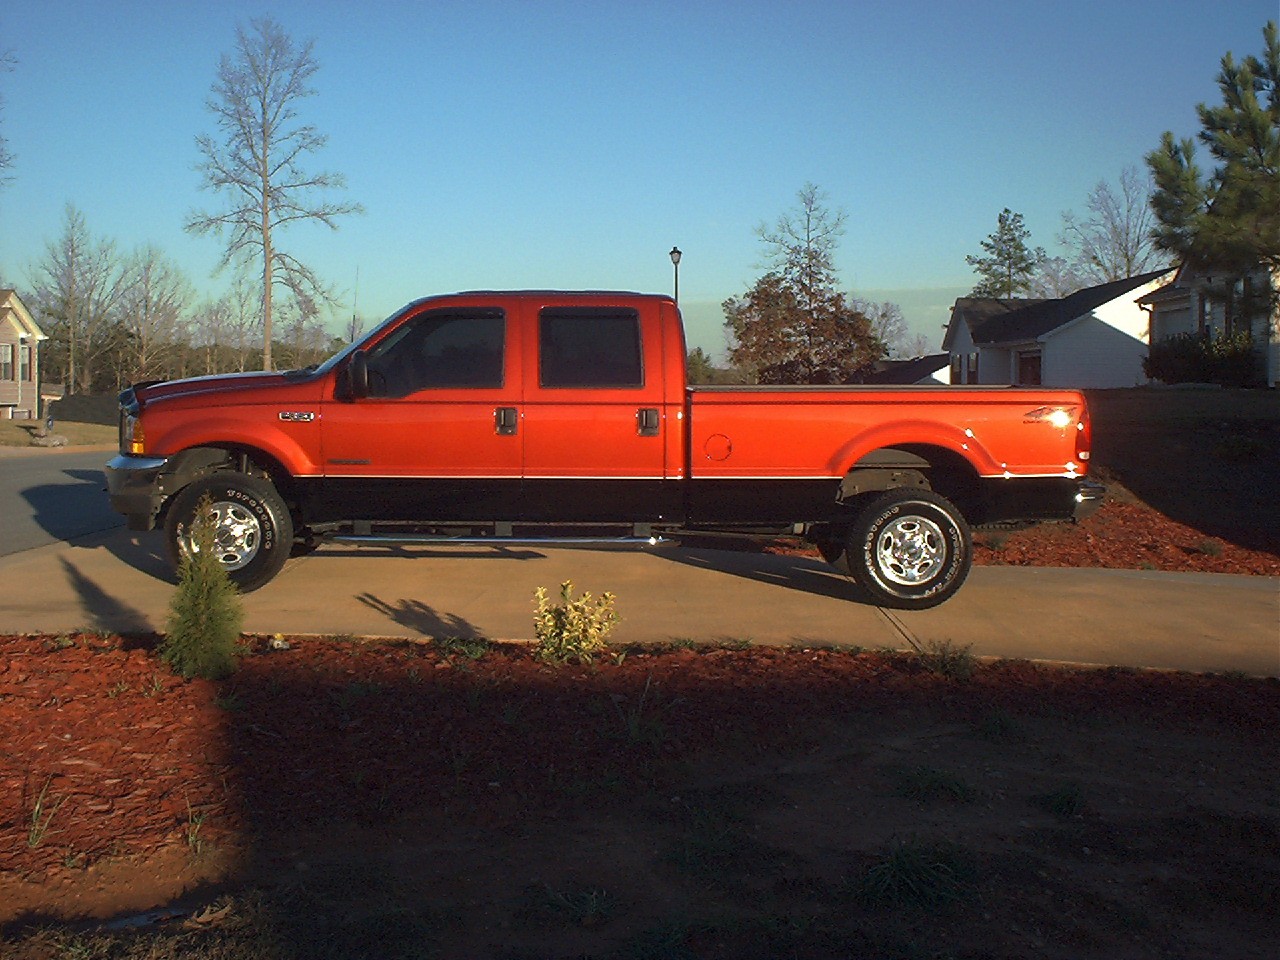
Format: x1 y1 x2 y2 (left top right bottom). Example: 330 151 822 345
0 419 116 447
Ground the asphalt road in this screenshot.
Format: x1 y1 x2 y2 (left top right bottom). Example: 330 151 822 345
0 446 124 555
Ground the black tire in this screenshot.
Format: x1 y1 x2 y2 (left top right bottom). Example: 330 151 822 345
845 489 971 609
164 474 294 593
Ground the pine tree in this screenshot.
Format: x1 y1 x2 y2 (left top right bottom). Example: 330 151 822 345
161 494 244 680
965 209 1046 299
724 184 883 383
1147 21 1279 279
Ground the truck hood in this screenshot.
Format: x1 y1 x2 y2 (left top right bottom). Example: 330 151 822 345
131 368 321 407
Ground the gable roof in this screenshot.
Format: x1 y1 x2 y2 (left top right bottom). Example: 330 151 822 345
0 290 46 342
942 297 1043 351
951 270 1172 348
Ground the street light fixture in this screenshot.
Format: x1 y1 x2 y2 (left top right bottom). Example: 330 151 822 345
669 246 682 303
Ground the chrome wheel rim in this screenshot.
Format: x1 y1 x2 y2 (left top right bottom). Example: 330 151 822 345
874 515 947 586
188 500 261 571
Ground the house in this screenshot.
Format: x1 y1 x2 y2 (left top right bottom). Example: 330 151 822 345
1138 265 1280 388
943 269 1176 388
0 290 47 420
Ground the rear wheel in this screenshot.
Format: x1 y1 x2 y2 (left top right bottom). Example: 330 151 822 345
846 490 971 609
164 474 294 593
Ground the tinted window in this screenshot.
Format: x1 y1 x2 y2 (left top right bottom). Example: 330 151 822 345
539 309 643 388
366 309 504 396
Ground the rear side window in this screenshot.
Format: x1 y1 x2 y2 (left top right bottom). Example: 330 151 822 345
366 309 505 396
539 308 643 388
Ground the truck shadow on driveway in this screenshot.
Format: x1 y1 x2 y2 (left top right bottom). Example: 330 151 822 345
655 546 873 605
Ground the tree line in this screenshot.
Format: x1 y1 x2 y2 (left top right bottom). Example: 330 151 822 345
2 20 1275 391
1 18 360 394
722 21 1277 385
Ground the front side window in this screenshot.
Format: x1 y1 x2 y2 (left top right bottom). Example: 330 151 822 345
365 309 505 397
539 309 643 388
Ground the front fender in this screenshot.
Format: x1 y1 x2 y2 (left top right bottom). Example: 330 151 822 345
153 417 322 478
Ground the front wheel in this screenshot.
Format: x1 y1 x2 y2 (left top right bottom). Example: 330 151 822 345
164 474 294 593
846 490 971 609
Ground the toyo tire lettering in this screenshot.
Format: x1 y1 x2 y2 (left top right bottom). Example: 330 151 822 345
164 474 294 593
845 489 971 610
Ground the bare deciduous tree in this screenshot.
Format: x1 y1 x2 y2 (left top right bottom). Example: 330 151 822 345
29 205 129 393
116 246 194 385
1028 255 1087 298
186 16 361 371
855 299 910 357
1059 166 1165 283
0 50 15 188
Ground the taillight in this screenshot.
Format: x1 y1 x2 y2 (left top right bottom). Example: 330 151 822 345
1076 404 1092 469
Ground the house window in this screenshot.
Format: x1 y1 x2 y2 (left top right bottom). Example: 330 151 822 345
1017 351 1042 386
20 345 31 382
0 343 12 381
966 352 978 384
949 354 962 384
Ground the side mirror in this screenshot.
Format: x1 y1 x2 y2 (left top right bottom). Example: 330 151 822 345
339 350 369 400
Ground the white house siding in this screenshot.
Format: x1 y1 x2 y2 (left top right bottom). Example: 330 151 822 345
948 321 975 384
1040 273 1173 388
1044 315 1148 388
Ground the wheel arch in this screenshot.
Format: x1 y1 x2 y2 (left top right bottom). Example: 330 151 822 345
841 444 982 517
159 444 299 520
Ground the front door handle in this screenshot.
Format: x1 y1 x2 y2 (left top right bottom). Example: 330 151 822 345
637 408 660 437
495 407 518 435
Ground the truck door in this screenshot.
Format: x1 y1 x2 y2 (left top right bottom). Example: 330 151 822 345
319 306 522 521
519 304 679 522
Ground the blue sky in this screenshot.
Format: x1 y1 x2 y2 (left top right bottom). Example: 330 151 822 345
0 0 1274 359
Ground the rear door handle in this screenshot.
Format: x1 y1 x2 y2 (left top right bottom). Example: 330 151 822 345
495 407 518 435
637 408 660 437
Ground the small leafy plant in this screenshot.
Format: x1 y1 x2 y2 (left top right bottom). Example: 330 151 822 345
857 838 973 907
894 766 975 804
161 493 245 680
918 639 976 681
1033 782 1087 819
28 778 67 849
435 636 491 660
533 581 619 664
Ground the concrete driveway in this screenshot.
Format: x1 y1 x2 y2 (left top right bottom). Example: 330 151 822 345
1 526 1276 676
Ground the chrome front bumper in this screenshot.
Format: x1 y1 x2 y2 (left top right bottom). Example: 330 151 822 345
104 453 171 531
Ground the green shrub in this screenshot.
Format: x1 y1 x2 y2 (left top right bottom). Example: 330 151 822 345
1144 330 1260 386
533 580 619 664
161 494 245 680
918 639 976 681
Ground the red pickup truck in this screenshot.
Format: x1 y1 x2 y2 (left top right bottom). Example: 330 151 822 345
105 291 1101 608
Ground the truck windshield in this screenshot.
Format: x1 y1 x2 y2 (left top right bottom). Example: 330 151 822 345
304 303 420 377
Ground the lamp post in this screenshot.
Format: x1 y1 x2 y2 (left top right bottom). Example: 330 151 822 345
669 246 682 303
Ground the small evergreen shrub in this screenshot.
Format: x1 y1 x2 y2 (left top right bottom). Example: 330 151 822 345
533 580 619 664
161 494 245 680
1144 331 1260 386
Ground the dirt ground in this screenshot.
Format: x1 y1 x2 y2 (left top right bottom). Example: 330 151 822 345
2 387 1278 958
2 634 1277 960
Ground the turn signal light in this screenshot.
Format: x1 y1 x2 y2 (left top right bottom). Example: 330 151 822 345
124 415 146 455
